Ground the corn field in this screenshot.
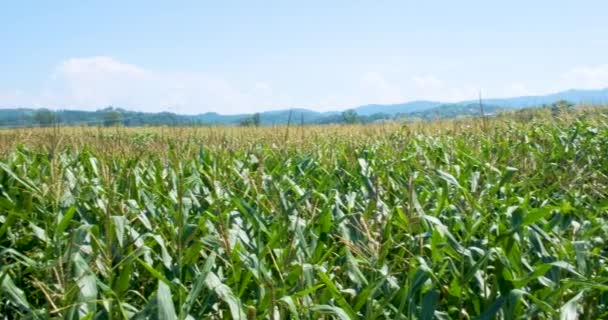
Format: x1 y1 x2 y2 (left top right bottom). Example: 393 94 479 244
1 107 608 319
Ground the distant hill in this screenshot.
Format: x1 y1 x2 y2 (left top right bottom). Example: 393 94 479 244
256 109 337 125
462 88 608 109
405 103 503 120
193 109 339 125
353 100 441 116
1 88 607 127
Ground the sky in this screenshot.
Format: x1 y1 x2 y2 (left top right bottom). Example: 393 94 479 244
1 1 608 114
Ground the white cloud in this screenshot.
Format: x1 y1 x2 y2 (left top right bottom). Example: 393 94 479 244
411 74 478 102
0 90 25 105
4 58 607 114
499 64 608 98
2 56 279 114
51 57 149 109
352 72 479 106
559 64 608 90
359 72 407 104
413 75 443 89
57 57 145 77
485 82 535 98
443 87 480 102
504 83 532 96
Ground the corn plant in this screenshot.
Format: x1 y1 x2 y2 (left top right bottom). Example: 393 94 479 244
1 108 608 319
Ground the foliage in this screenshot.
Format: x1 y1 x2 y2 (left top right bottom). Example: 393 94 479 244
552 100 575 109
342 110 360 124
33 109 57 127
0 107 608 319
1 87 606 128
103 109 124 127
401 103 503 120
240 113 261 126
551 100 575 117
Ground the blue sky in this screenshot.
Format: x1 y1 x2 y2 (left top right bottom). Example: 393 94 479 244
1 1 608 114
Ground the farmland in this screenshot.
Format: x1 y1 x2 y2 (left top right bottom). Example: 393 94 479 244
1 107 608 319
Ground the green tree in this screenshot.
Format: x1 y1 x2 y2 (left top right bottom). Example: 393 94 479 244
553 100 574 109
342 110 359 124
33 109 56 127
551 100 574 116
240 113 261 127
103 111 123 126
252 113 261 126
239 117 253 126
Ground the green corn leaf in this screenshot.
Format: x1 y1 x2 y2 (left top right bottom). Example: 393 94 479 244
157 280 177 320
561 291 584 320
205 272 246 320
0 273 31 312
310 304 352 320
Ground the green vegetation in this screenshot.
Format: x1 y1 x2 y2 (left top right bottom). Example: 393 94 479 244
341 110 360 124
102 109 124 127
1 87 607 128
240 113 262 127
1 107 608 319
33 109 57 127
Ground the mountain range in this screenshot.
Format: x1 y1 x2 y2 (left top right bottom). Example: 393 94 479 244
1 88 607 127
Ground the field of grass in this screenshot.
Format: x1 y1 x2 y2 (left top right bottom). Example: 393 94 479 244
1 107 608 319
